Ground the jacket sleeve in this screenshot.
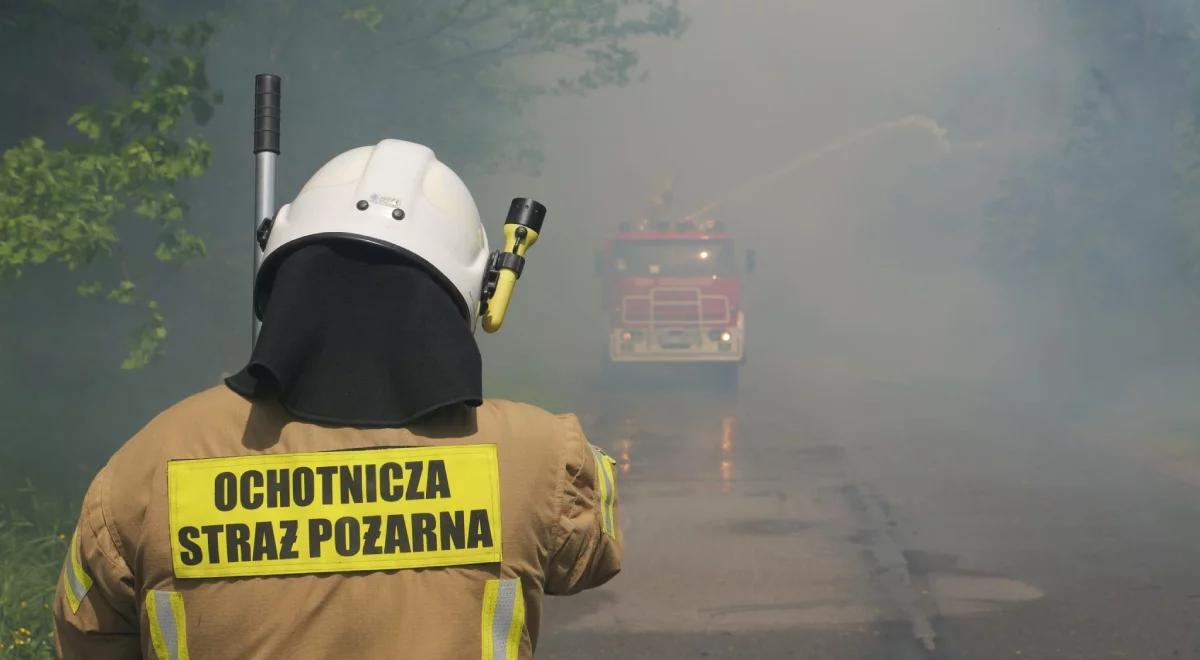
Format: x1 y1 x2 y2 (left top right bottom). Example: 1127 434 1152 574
53 466 140 659
544 414 622 595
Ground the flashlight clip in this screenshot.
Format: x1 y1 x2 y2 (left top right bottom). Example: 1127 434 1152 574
480 248 526 312
492 251 526 279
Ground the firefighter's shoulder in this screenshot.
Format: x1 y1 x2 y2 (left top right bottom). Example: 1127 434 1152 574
111 385 252 462
96 386 248 557
104 385 254 512
476 398 587 448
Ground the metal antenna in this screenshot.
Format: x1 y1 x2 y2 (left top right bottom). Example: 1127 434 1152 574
253 74 281 347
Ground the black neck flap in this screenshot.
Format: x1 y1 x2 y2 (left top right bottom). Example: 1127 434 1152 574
226 241 482 427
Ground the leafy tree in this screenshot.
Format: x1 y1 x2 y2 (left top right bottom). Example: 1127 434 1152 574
0 0 686 368
0 1 220 368
215 0 687 172
987 0 1198 300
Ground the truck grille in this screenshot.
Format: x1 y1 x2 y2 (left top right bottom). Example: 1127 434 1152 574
621 287 731 326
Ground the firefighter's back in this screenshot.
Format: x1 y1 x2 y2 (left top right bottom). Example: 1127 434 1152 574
55 385 619 659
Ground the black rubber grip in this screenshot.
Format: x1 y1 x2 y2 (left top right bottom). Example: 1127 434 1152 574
506 198 546 233
494 251 525 278
254 74 281 154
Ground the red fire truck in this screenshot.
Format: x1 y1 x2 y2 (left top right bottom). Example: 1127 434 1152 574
598 218 753 386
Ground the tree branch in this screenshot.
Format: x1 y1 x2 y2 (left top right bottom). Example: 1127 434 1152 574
390 0 477 48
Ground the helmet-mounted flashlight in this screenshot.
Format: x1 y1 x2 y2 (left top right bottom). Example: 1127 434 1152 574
480 198 546 333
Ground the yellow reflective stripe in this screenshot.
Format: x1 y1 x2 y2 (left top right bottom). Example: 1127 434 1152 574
168 592 190 660
64 530 93 614
145 590 190 660
602 451 618 536
481 581 498 660
481 579 525 660
590 445 618 538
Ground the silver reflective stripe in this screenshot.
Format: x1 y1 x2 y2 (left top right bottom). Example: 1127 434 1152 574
153 591 180 660
64 560 89 609
65 531 93 613
491 579 519 660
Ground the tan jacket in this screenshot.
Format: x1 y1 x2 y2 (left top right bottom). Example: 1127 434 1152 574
53 386 620 659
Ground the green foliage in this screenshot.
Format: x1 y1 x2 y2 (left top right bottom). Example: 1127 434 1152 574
234 0 687 173
0 0 218 368
343 5 386 31
987 2 1200 301
120 297 168 370
0 488 74 660
1 0 684 370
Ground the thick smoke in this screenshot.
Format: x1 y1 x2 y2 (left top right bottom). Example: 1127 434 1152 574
482 1 1060 404
4 0 1197 483
477 0 1200 445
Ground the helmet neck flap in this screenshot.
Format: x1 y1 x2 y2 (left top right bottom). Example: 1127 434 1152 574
227 242 482 427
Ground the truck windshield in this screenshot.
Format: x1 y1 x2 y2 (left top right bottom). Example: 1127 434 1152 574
612 239 736 277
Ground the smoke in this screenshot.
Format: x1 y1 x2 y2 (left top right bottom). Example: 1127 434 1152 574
477 0 1061 402
4 0 1196 482
476 0 1200 441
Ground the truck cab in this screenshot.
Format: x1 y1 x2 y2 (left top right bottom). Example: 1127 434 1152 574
600 221 750 373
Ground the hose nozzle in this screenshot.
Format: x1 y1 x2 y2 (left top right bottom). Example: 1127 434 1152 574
481 198 546 333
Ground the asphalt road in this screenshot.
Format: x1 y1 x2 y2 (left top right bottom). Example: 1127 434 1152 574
535 379 1200 659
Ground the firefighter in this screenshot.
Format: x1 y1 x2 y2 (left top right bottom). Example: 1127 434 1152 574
52 139 621 659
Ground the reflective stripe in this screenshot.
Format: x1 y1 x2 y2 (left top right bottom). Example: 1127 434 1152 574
481 579 525 660
146 590 190 660
602 450 617 535
590 445 618 538
64 530 93 613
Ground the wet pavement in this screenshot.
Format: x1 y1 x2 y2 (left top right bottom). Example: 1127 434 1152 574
536 381 1200 659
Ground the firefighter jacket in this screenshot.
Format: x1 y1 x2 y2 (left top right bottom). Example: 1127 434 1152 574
53 385 621 659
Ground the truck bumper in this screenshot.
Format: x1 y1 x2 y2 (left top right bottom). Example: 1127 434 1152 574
609 322 745 364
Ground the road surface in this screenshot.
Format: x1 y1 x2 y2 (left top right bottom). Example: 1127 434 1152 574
536 379 1200 659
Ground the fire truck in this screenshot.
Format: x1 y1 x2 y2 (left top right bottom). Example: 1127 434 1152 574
598 218 754 386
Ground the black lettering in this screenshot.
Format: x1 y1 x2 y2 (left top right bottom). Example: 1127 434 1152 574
240 470 264 510
226 523 251 562
266 469 290 508
309 518 333 557
380 462 403 501
362 515 383 555
279 520 300 559
293 468 315 506
364 464 377 503
252 522 278 561
439 510 465 550
405 461 425 500
316 466 338 505
426 460 451 499
214 472 237 511
334 517 360 556
467 509 494 549
411 512 436 551
384 515 411 553
200 524 223 563
177 527 203 566
339 465 363 504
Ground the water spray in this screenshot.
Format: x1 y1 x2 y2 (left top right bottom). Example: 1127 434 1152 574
683 115 952 222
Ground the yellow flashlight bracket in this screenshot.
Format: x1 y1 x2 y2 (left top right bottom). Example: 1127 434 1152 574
480 198 546 333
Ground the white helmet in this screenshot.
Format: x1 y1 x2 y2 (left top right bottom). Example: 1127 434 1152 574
255 139 489 323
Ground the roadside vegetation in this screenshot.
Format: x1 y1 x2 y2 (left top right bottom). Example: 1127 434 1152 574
0 489 74 659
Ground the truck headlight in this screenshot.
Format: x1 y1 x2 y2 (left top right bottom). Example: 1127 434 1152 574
708 329 734 343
